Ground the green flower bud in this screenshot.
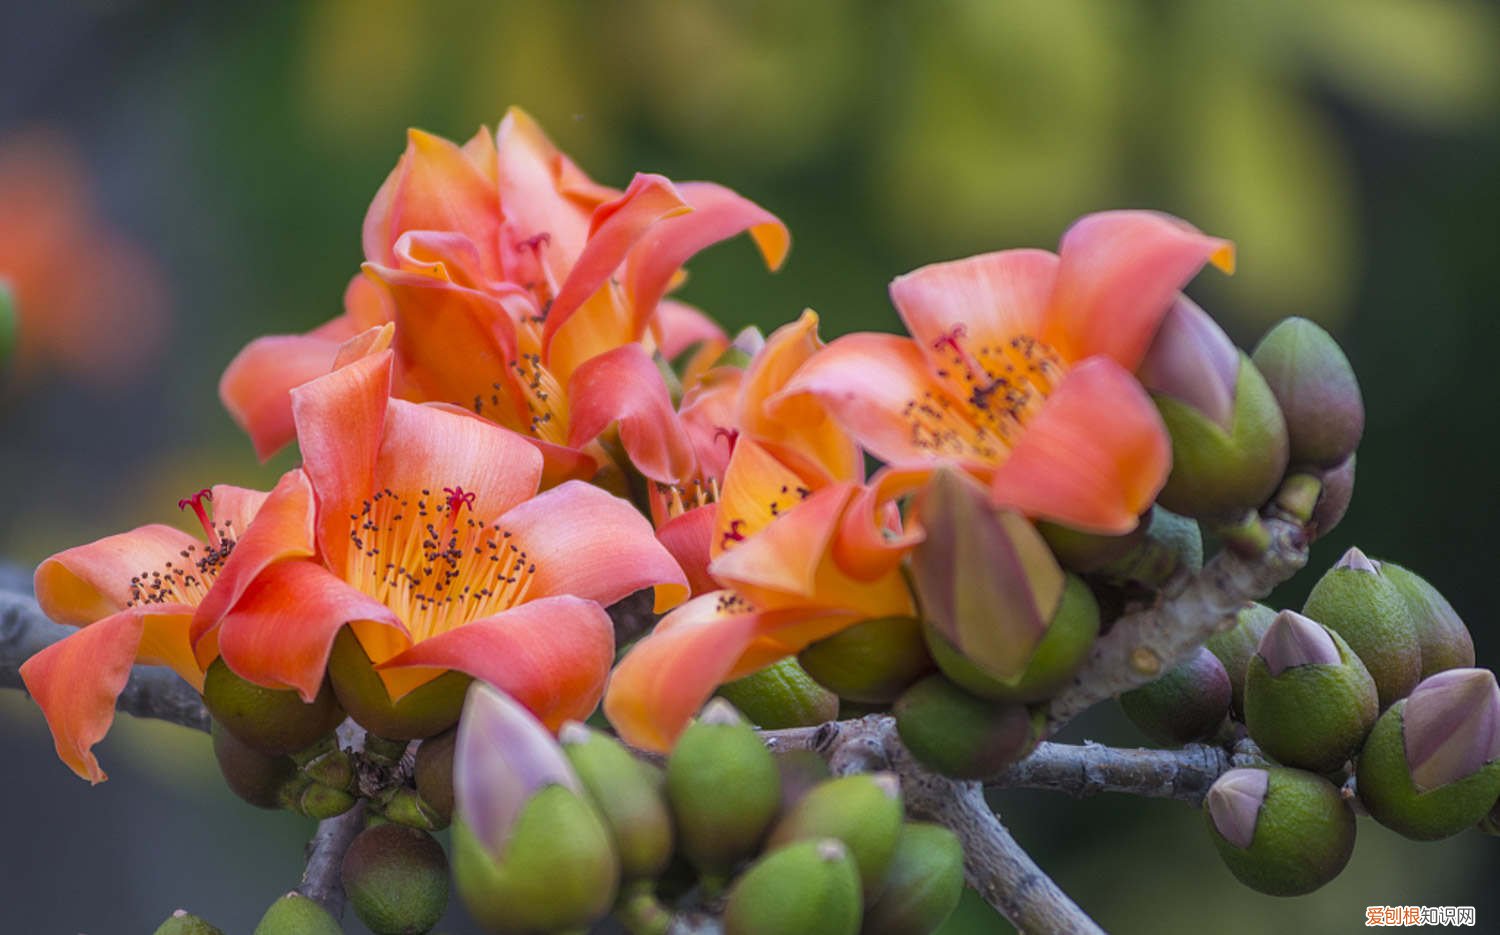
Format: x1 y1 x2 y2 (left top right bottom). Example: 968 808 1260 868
862 823 965 935
1356 669 1500 840
895 675 1043 780
290 736 355 792
1120 647 1231 746
413 728 455 828
295 781 358 820
1302 548 1421 708
1095 505 1204 588
560 721 675 882
152 910 225 935
666 700 781 876
1244 611 1378 772
329 628 469 740
452 684 617 934
1309 455 1354 540
798 615 935 703
1205 602 1277 719
341 824 449 935
1204 767 1355 896
201 658 344 756
723 839 862 935
768 773 905 899
1380 563 1475 678
1037 518 1147 574
717 657 839 728
775 749 834 813
210 720 298 810
251 893 342 935
924 573 1099 704
1479 799 1500 837
1252 317 1364 469
381 787 447 832
0 281 15 375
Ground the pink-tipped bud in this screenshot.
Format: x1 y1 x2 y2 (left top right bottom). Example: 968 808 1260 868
1403 668 1500 791
1336 546 1380 574
1139 296 1240 431
453 682 580 857
1257 611 1341 676
1206 768 1269 849
911 468 1064 681
1252 317 1364 468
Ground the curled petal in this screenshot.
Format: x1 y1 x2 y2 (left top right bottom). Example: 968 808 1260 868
378 595 615 730
35 525 200 625
498 480 690 612
567 343 696 485
747 310 861 486
834 467 928 581
1043 210 1234 370
988 358 1170 535
495 107 593 283
220 327 351 461
363 128 500 274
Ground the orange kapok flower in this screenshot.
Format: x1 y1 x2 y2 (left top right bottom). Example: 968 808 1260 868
782 210 1234 535
221 109 787 489
20 474 312 782
199 343 689 735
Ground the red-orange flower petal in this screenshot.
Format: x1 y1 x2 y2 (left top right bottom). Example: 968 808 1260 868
34 524 200 625
376 595 614 730
495 480 690 613
889 249 1059 365
1042 210 1234 370
567 343 696 485
219 325 355 461
656 504 718 596
746 310 861 486
363 128 501 275
375 399 543 522
987 357 1170 534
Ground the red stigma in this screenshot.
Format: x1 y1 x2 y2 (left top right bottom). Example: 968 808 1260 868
720 518 748 548
713 426 741 452
443 486 477 516
177 488 221 549
932 323 968 354
516 232 551 255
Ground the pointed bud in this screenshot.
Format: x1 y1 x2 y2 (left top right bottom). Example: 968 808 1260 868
152 910 225 935
1381 563 1475 678
1244 613 1377 772
1205 603 1277 718
1140 297 1240 431
451 685 617 933
210 720 299 810
862 822 965 935
1310 454 1355 539
1303 548 1421 708
1151 347 1290 522
923 573 1099 705
340 824 449 935
911 469 1066 682
1095 505 1204 588
894 675 1044 780
798 615 936 703
413 728 456 827
380 787 446 831
329 629 469 740
560 721 675 882
251 893 342 935
723 839 862 935
201 658 345 756
666 700 782 876
717 657 839 729
1252 317 1364 468
768 773 906 900
1357 669 1500 840
1119 647 1231 745
1203 767 1354 896
295 781 357 820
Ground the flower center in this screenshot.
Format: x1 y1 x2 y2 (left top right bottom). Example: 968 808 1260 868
345 486 536 643
907 326 1066 461
125 491 238 608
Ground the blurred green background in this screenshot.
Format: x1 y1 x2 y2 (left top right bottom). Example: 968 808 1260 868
2 1 1498 932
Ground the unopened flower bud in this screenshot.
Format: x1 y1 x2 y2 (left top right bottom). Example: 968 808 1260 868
329 629 469 740
1380 562 1475 678
1252 317 1364 468
723 839 862 935
862 822 965 935
413 728 455 827
1120 647 1231 746
666 700 782 877
560 721 675 883
1302 548 1421 708
798 615 935 703
1142 300 1290 521
1037 518 1147 574
290 738 354 792
341 823 449 935
717 657 839 729
210 720 298 810
1310 455 1355 539
381 787 446 831
295 781 357 820
894 675 1043 780
1205 603 1277 719
1357 669 1500 840
1095 505 1204 588
251 893 342 935
768 773 905 900
1204 767 1355 896
201 659 344 756
152 910 225 935
451 683 617 934
1244 611 1378 772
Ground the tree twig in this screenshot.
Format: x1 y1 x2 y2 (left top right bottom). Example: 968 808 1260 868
296 802 366 919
